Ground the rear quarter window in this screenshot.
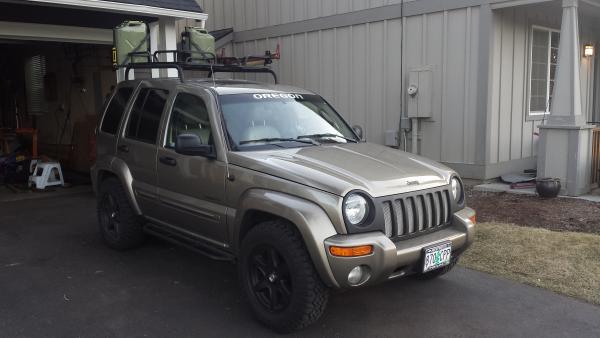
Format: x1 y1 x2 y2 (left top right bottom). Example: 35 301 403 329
125 88 169 144
100 87 133 134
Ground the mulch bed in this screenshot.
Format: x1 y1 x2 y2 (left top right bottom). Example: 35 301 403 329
466 189 600 235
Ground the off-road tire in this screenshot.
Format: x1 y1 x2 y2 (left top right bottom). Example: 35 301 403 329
97 177 145 250
239 220 329 333
417 255 459 280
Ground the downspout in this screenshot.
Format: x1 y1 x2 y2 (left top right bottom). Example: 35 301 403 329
411 118 418 154
399 0 408 152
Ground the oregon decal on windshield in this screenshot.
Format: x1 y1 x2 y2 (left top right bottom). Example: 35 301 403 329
252 93 304 99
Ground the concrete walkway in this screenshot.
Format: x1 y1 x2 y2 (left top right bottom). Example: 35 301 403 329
1 193 599 337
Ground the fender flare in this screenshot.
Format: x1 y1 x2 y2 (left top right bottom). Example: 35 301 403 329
234 189 340 288
96 157 142 215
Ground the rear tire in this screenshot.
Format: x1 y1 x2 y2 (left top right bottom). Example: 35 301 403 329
417 255 459 280
97 177 145 250
239 220 329 333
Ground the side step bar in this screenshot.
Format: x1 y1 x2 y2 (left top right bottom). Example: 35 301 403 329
144 223 235 262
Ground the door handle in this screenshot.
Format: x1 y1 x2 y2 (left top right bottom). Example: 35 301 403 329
159 156 177 166
117 144 129 153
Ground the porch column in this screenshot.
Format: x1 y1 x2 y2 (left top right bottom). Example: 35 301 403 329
150 18 178 78
537 0 595 196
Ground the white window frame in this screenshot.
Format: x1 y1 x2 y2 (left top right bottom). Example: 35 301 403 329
527 25 560 117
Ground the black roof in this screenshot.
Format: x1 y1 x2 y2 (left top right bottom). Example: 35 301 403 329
110 0 203 13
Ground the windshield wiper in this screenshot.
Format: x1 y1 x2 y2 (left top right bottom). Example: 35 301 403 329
239 137 319 146
297 133 358 143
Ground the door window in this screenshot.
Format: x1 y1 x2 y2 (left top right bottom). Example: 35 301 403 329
165 93 212 148
126 88 169 144
101 87 133 134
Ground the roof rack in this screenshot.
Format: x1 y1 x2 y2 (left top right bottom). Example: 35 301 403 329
124 62 278 83
119 48 280 84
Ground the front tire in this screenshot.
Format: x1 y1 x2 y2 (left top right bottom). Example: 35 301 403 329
239 220 329 333
97 177 145 250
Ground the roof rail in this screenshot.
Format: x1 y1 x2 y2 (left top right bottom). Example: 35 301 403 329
124 63 185 82
120 49 279 84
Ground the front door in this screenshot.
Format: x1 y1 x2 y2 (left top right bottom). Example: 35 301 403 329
156 90 228 245
116 85 170 218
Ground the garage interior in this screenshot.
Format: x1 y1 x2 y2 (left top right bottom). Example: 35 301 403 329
0 41 114 177
0 2 158 198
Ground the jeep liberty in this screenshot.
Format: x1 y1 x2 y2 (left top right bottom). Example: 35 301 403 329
92 77 476 332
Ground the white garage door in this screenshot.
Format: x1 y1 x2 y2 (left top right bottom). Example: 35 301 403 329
0 21 112 45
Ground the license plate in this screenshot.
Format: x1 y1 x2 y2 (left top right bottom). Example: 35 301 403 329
422 242 452 273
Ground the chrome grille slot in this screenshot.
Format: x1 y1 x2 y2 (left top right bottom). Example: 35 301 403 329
382 201 393 237
382 186 452 240
437 190 449 224
424 193 433 229
393 199 404 236
432 191 441 226
404 197 414 234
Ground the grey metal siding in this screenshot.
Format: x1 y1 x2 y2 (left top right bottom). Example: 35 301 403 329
218 6 482 166
197 0 408 31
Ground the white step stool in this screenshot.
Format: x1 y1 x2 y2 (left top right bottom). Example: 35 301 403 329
28 161 65 189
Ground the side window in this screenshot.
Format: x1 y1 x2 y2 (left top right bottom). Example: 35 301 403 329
126 88 169 144
165 93 212 148
101 87 133 134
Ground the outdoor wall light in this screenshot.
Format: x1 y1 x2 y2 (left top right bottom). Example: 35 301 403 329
584 44 594 57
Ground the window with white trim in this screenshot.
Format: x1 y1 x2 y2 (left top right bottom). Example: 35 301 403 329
529 26 560 115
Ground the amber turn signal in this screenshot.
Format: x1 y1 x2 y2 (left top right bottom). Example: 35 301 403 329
329 245 373 257
469 214 477 224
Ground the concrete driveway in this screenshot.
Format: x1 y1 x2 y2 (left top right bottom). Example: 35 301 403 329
1 193 599 337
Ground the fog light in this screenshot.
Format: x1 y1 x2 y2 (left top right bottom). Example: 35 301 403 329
348 265 370 286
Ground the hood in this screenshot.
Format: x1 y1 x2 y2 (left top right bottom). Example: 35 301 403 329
228 142 454 197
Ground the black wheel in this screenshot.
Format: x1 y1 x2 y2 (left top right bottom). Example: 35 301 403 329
239 220 329 333
97 177 145 250
417 255 459 280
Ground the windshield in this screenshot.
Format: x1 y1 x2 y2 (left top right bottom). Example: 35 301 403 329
218 93 358 151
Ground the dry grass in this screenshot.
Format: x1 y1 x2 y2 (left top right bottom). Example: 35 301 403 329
459 222 600 305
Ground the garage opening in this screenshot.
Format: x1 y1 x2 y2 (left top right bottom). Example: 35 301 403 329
0 40 115 192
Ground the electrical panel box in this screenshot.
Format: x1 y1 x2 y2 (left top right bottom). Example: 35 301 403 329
407 66 433 119
385 130 399 147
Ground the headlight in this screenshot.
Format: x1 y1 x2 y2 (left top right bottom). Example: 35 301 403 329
344 193 369 225
451 177 464 203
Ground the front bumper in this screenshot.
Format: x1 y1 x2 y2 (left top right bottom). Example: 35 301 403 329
323 207 476 288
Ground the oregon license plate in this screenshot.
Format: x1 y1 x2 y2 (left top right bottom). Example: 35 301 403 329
423 242 452 273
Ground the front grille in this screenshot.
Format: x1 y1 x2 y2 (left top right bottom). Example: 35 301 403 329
381 186 452 240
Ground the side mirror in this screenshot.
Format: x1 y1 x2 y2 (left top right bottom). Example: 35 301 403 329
352 125 364 141
175 134 216 158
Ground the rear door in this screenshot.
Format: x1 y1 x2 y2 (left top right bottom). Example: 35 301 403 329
156 89 228 245
117 84 170 217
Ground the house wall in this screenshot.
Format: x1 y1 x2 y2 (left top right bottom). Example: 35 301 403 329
197 2 485 172
197 0 408 32
233 7 482 166
196 0 600 179
489 5 598 168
